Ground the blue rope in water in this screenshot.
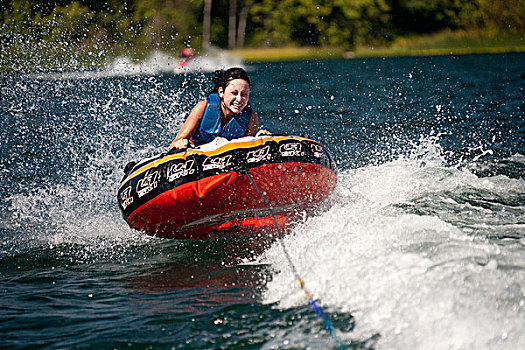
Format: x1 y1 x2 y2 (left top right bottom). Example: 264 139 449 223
245 172 348 350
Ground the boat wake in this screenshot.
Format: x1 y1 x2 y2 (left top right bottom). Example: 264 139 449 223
259 138 525 349
25 49 244 80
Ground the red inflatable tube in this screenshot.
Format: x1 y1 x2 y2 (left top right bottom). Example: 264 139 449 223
118 136 337 239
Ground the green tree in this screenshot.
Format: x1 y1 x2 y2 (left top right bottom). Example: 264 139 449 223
131 0 203 51
458 0 525 35
36 2 95 42
1 0 34 36
390 0 525 35
250 0 391 48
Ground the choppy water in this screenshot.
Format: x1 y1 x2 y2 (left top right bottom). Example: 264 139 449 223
1 53 524 349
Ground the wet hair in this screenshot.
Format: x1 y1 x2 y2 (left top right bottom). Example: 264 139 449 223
208 67 251 96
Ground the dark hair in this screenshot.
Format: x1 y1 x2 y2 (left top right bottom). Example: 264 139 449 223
208 67 251 96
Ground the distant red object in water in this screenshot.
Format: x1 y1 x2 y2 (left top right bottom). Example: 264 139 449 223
177 47 196 69
180 47 195 59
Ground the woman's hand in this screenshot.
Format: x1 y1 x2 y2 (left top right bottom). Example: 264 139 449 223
169 100 207 149
210 137 228 146
256 129 272 137
169 138 189 150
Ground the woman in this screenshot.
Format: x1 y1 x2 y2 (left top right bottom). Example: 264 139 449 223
169 67 268 150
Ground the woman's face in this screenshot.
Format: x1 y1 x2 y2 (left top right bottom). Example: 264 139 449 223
219 78 250 115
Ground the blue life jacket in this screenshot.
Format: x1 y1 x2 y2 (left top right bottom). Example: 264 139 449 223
191 93 252 146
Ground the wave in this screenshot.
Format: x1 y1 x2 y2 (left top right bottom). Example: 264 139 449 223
259 137 525 349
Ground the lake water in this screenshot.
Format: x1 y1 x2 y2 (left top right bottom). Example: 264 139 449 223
1 53 524 349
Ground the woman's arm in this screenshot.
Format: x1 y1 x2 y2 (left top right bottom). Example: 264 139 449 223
245 110 271 137
244 110 259 136
169 100 206 149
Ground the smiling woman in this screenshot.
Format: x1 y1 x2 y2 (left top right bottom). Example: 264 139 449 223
169 67 268 150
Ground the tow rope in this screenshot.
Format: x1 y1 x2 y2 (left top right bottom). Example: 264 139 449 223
245 171 348 349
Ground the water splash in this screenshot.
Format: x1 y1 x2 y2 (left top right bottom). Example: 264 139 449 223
25 49 245 80
0 74 200 263
260 136 525 349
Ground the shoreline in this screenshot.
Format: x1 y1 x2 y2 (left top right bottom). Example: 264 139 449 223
231 44 525 63
231 31 525 62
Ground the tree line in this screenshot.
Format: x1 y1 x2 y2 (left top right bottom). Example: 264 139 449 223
1 0 523 69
